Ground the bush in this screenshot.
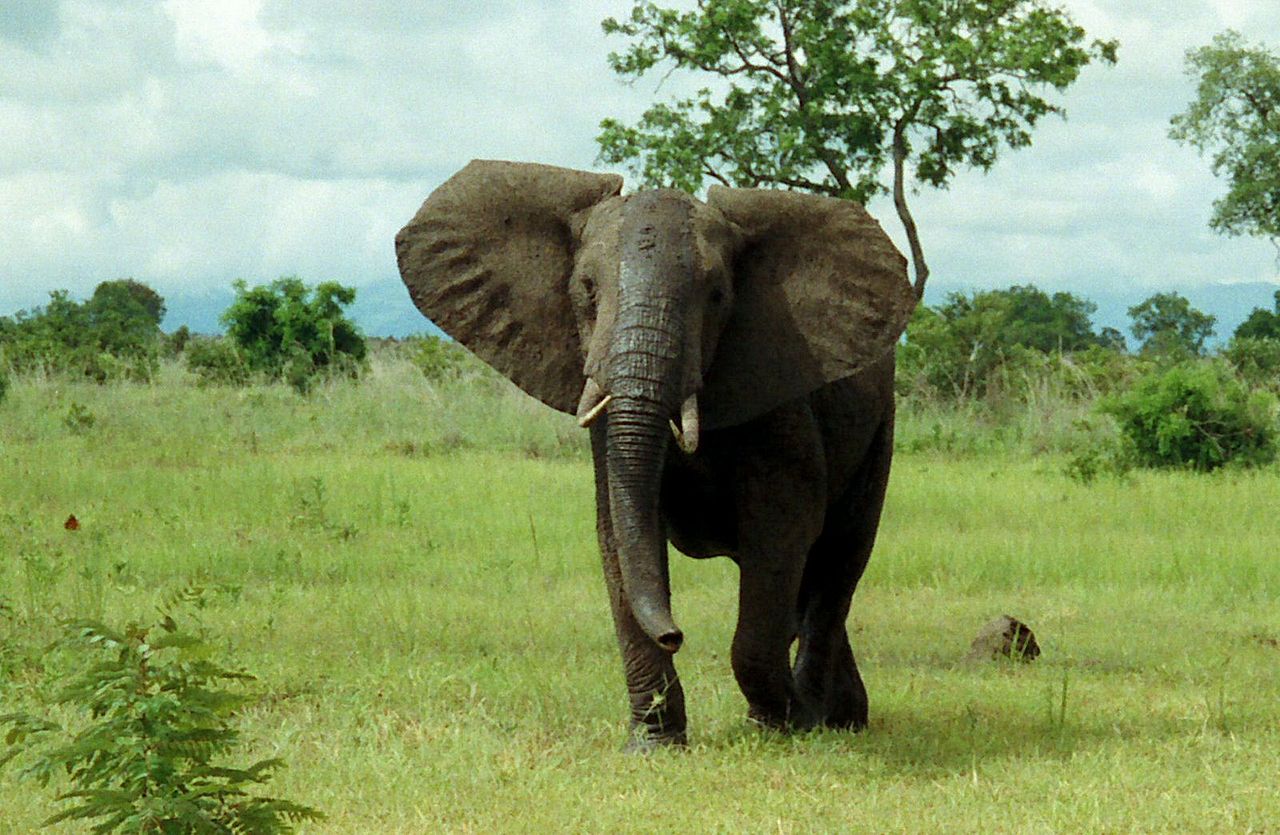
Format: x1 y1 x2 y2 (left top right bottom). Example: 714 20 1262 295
410 334 479 382
896 285 1123 404
185 337 251 386
0 598 323 833
1101 361 1278 471
0 367 8 404
222 277 367 390
63 401 96 434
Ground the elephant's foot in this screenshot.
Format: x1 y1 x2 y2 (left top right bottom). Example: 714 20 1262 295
795 637 869 730
743 686 820 733
623 679 687 752
821 672 868 730
623 725 688 753
821 692 868 731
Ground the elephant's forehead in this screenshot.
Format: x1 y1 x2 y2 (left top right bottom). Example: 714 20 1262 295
583 190 727 237
576 192 731 283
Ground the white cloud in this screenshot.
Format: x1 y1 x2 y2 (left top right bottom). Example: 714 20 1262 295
0 0 1277 326
164 0 273 74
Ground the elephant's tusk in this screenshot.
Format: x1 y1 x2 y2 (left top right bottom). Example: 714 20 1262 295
669 394 700 454
678 393 699 454
579 394 612 427
577 378 612 427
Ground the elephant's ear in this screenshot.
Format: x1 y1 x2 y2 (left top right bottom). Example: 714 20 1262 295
701 186 915 429
395 160 623 413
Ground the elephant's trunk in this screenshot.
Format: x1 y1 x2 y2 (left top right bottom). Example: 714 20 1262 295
599 189 698 653
606 394 683 652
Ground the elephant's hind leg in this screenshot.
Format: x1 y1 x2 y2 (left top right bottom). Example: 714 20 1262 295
726 406 828 731
732 552 816 730
793 417 894 729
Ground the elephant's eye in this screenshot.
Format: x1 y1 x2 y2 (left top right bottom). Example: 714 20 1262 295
709 287 725 306
581 277 596 298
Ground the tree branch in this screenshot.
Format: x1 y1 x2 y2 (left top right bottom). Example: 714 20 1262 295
1242 88 1273 124
720 20 791 86
702 163 732 187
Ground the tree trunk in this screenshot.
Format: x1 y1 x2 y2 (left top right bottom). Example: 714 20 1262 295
893 122 930 301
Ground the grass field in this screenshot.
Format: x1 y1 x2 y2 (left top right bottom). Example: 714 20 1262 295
2 358 1278 832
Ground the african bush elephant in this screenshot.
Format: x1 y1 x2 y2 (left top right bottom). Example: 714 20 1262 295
396 160 915 748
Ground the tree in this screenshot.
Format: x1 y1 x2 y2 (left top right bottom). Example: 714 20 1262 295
1233 289 1280 341
899 283 1104 397
991 284 1101 352
0 281 166 381
597 0 1117 296
1127 292 1216 357
89 278 166 326
1170 31 1280 247
86 279 166 359
1098 326 1127 351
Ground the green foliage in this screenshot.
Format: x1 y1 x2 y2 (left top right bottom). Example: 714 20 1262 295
184 337 251 387
90 279 166 326
1101 361 1278 471
221 277 367 390
1127 292 1216 357
0 367 8 405
1224 335 1280 390
63 402 96 434
1233 290 1280 341
0 600 322 833
0 281 165 382
898 285 1108 400
409 334 483 382
598 0 1116 285
165 325 192 357
1170 30 1280 245
88 280 166 351
599 0 1115 198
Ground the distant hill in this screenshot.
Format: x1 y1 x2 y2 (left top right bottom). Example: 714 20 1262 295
922 280 1280 351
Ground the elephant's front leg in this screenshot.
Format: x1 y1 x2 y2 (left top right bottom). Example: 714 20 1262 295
591 424 687 750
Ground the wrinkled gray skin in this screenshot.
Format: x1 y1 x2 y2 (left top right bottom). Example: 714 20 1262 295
396 160 916 748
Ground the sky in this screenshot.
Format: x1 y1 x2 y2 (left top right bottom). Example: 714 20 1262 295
1 0 1278 337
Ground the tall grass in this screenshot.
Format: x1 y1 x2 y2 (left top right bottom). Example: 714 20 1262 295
1 355 1277 831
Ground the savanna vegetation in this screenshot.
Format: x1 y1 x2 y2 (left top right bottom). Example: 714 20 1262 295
2 296 1279 829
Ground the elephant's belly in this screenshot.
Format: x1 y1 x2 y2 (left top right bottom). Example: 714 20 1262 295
660 457 737 559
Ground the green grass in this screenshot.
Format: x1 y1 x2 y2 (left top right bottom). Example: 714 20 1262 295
2 358 1278 832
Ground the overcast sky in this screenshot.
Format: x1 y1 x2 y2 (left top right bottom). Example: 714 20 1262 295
2 0 1278 332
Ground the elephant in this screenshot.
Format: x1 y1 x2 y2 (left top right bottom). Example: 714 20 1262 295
395 160 916 748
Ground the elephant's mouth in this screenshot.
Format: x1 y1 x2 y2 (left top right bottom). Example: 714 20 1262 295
577 378 700 455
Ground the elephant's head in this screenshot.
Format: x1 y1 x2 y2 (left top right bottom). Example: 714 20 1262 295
396 160 914 653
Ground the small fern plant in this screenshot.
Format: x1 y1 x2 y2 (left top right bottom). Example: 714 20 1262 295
1 601 322 833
